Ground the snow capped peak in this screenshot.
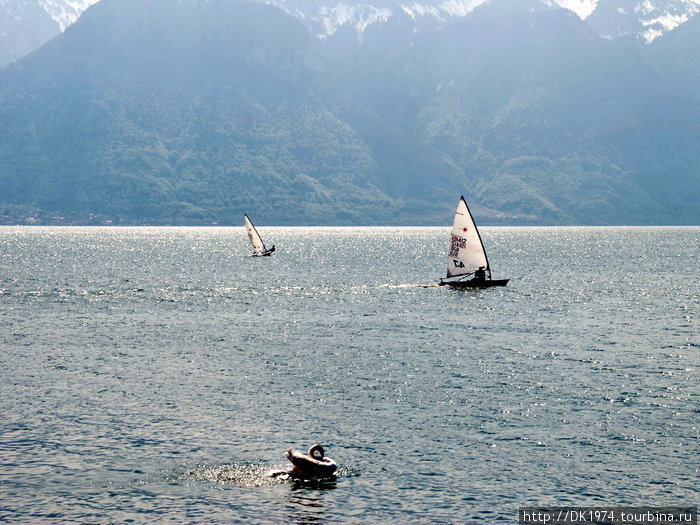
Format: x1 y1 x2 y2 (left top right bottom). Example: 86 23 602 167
315 3 392 37
437 0 486 17
551 0 598 19
635 0 700 41
38 0 100 31
400 3 443 20
3 0 699 61
399 0 485 20
301 0 699 42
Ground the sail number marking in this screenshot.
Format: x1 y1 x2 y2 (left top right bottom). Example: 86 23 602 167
449 234 467 258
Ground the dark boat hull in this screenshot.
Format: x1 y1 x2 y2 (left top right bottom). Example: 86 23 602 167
252 246 275 257
439 279 509 288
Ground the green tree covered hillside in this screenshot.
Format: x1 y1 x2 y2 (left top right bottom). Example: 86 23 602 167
0 0 698 225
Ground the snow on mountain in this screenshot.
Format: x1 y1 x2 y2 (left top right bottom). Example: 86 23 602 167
400 3 443 20
306 0 487 37
584 0 700 42
38 0 100 31
315 3 393 37
550 0 598 19
636 0 700 41
0 0 99 66
266 0 700 43
1 0 699 68
263 0 499 40
435 0 486 17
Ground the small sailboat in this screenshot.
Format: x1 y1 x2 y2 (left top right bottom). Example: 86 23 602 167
244 213 275 257
439 196 509 288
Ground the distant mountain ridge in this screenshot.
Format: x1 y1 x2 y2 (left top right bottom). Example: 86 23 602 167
0 0 465 225
36 0 99 31
0 0 99 66
1 0 700 67
0 0 698 225
586 0 700 42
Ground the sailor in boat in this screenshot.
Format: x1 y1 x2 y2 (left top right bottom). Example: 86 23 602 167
269 444 337 479
473 266 487 282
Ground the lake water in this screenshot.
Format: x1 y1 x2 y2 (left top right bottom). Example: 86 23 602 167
0 226 697 523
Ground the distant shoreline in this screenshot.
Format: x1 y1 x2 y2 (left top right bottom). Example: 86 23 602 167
2 223 698 228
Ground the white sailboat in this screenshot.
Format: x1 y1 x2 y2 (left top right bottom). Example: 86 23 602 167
439 196 509 287
244 214 275 257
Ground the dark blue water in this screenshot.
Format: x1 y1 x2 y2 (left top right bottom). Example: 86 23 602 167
1 226 697 523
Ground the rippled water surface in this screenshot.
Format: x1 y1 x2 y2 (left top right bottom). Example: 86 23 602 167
1 226 698 523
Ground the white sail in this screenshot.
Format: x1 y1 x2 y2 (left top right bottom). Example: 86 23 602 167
446 196 488 278
244 214 266 255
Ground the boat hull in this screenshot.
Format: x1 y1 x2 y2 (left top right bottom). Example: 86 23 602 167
251 247 275 257
439 279 509 288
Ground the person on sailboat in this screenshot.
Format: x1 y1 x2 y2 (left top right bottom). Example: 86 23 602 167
473 266 487 282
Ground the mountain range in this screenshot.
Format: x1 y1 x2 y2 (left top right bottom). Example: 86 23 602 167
2 0 700 69
0 0 698 224
0 0 99 67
